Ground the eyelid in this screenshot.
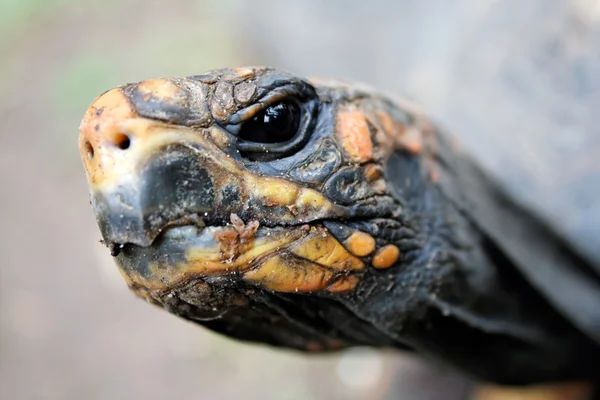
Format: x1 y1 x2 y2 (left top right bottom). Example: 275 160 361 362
227 85 307 126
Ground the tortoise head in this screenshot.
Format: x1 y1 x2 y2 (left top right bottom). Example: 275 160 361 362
79 67 427 350
79 67 600 385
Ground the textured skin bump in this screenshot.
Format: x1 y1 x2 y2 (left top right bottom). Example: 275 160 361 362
136 78 187 103
371 244 401 269
343 231 377 257
243 255 335 293
290 229 365 271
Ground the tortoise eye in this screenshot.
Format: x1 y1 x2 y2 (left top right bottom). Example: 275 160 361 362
238 100 300 144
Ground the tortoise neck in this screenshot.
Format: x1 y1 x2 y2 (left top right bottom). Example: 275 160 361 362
345 147 600 384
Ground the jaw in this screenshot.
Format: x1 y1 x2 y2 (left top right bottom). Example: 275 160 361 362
115 217 365 294
112 218 377 352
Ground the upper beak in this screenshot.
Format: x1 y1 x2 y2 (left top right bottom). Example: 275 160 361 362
89 143 215 247
79 86 216 247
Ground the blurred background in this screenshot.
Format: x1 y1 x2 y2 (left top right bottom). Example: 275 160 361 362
1 0 599 399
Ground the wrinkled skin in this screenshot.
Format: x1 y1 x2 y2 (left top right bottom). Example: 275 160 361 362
79 67 600 386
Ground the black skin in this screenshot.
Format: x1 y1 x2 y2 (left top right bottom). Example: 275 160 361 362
88 68 600 385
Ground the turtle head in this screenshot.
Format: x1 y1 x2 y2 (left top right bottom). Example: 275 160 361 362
79 67 417 350
79 67 600 384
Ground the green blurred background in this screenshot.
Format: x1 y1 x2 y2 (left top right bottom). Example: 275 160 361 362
1 0 599 399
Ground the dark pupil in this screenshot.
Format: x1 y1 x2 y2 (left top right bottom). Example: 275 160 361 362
239 100 300 144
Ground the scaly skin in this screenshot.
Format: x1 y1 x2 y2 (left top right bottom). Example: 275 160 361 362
79 67 599 388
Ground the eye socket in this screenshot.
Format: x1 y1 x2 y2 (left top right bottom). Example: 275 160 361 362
238 100 301 144
228 92 318 161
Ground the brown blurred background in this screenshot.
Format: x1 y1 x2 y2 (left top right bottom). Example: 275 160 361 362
1 1 599 399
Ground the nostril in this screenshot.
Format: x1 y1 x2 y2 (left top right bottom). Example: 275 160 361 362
85 141 95 160
114 133 131 150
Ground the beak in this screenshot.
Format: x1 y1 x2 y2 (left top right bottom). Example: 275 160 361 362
89 144 215 247
79 87 216 247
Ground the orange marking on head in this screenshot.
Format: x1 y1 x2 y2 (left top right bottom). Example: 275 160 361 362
376 110 409 145
376 110 426 155
78 88 137 184
376 111 398 138
371 244 400 269
363 164 383 182
397 126 423 155
327 275 360 293
243 255 334 293
136 78 185 103
290 230 365 271
343 231 376 257
336 109 373 163
234 67 255 78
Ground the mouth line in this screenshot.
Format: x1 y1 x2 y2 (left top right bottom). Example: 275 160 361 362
109 212 397 256
106 214 206 256
111 213 372 293
110 213 322 256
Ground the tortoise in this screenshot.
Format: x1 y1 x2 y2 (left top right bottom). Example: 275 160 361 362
78 67 600 389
